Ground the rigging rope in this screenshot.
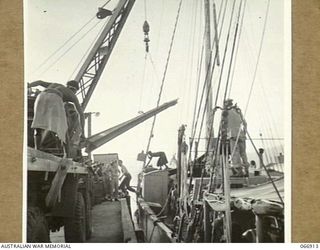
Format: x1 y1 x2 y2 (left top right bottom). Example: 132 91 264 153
243 0 271 115
32 0 113 75
227 0 247 98
258 78 285 153
188 0 229 195
222 0 244 102
189 0 228 151
202 0 243 194
40 19 103 76
247 131 284 205
213 0 237 107
181 0 200 125
195 0 236 145
101 0 112 8
142 0 183 168
68 19 108 80
32 16 97 75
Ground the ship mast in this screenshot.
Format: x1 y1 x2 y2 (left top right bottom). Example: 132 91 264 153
204 0 214 150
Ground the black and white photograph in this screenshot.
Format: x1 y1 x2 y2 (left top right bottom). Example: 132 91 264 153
24 0 290 243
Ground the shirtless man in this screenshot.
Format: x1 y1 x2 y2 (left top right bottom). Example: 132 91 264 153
119 160 136 194
28 80 84 153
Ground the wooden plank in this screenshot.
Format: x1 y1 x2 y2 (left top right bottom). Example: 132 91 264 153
45 159 70 207
120 199 137 243
27 147 87 174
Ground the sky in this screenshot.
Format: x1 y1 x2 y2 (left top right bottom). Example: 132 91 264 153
25 0 289 173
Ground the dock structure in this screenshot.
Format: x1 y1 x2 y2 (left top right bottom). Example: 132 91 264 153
51 199 137 243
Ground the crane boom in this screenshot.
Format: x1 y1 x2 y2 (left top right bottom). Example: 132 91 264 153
75 0 135 110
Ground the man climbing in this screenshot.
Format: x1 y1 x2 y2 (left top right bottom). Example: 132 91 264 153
225 99 249 176
119 160 136 195
147 151 169 169
28 80 84 156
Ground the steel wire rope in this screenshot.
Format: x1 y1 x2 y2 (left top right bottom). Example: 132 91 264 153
218 0 245 166
68 19 109 80
226 0 273 176
218 1 249 173
101 0 112 8
190 0 205 141
40 19 104 76
188 0 229 193
238 0 284 202
32 0 112 75
196 0 237 144
227 0 247 98
258 79 285 153
188 0 228 195
189 0 228 155
141 0 166 105
31 16 97 75
181 0 199 126
243 0 270 115
236 16 284 156
187 1 205 188
193 0 236 198
144 0 148 20
138 53 148 112
256 91 281 165
236 0 272 163
142 0 183 168
246 131 284 205
222 0 244 104
176 2 194 125
205 0 244 194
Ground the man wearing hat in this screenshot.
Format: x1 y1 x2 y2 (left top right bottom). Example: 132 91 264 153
28 80 84 154
224 98 249 176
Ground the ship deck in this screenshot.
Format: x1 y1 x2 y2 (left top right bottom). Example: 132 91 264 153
51 198 136 243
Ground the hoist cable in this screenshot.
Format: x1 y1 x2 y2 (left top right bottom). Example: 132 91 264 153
138 53 148 111
144 0 148 20
142 0 183 168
